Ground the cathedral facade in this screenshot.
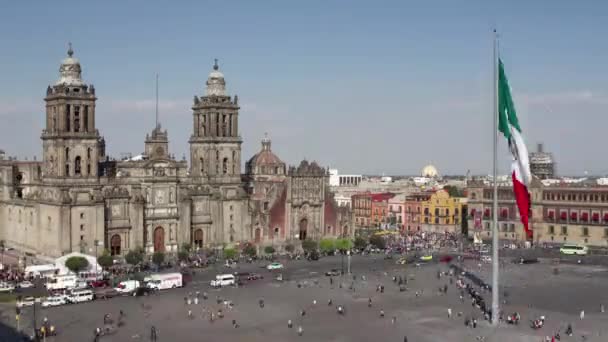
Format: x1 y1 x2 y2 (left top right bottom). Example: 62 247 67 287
0 47 352 258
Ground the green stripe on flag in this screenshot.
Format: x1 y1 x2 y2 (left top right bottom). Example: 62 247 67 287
498 59 521 139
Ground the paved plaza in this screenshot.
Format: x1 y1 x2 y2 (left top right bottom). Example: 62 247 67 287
1 255 608 341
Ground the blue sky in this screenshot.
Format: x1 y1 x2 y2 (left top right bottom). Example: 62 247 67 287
1 1 606 175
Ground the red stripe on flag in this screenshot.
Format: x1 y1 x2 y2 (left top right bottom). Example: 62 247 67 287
512 171 532 239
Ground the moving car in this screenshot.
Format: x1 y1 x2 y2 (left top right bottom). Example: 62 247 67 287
115 280 141 295
17 296 36 308
67 289 94 303
18 281 35 289
559 244 588 256
419 255 433 262
210 274 236 288
42 295 67 308
325 269 341 276
266 262 284 270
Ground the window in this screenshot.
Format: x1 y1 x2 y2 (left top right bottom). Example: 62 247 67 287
434 217 439 224
229 214 233 220
87 164 91 175
510 224 515 232
561 226 568 236
502 223 507 231
66 104 71 131
485 222 490 230
582 227 589 236
548 226 555 235
80 235 84 241
80 213 84 219
74 156 81 175
83 106 88 132
222 157 228 174
74 106 80 132
264 202 269 210
604 228 608 237
274 227 279 235
80 224 84 231
230 205 233 211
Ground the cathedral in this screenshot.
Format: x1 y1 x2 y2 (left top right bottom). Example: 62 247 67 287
0 46 352 258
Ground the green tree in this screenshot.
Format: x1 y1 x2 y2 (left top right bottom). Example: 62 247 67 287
97 249 114 269
243 244 257 257
319 239 336 253
443 185 464 198
224 248 237 260
264 246 276 255
125 249 144 266
152 252 165 266
65 256 89 274
177 251 189 262
181 243 192 253
284 244 295 253
369 235 386 249
301 239 318 253
354 237 368 250
335 238 353 251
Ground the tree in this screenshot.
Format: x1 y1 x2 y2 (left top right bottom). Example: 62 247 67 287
354 237 367 250
224 248 237 260
319 239 336 253
177 251 189 262
97 249 113 269
181 243 192 253
264 246 276 255
243 244 257 257
65 256 89 274
369 235 386 249
335 238 353 251
152 252 165 266
301 239 318 253
284 244 295 253
443 185 464 198
125 249 144 266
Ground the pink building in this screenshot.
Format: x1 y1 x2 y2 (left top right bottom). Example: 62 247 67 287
388 194 407 230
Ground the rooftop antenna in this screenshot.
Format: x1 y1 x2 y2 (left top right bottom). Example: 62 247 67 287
155 73 159 129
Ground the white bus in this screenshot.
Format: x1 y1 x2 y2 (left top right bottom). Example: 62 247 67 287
145 273 183 290
45 275 77 291
559 244 588 256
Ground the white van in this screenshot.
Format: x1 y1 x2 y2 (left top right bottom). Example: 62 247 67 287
42 295 67 308
145 273 183 290
210 274 235 288
115 280 140 295
45 275 77 291
67 289 94 303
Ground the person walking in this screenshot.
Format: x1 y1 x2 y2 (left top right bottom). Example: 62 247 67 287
150 326 158 342
580 310 585 320
448 308 452 318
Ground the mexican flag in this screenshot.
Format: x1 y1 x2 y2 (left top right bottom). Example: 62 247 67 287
498 59 533 239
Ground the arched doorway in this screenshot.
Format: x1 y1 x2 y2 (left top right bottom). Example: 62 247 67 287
153 226 165 252
110 234 121 256
342 225 349 237
194 229 203 249
254 228 261 243
299 218 308 240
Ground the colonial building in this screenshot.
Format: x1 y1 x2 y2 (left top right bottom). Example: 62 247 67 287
404 192 432 232
0 46 352 258
466 178 608 247
419 189 463 234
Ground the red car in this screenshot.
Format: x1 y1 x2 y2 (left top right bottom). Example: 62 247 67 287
90 279 110 288
439 255 453 263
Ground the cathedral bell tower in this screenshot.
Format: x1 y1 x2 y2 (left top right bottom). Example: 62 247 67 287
189 60 242 184
42 44 103 181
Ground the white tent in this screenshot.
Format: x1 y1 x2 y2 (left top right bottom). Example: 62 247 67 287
54 252 102 278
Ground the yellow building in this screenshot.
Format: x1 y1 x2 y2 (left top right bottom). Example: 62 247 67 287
420 190 463 234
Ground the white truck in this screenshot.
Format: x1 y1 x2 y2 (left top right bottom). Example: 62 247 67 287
115 280 140 295
210 274 235 288
45 275 77 291
145 273 183 290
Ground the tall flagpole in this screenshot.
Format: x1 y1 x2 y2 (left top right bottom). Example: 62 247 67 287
491 29 500 326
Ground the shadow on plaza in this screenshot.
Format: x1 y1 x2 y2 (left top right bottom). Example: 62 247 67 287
0 320 30 341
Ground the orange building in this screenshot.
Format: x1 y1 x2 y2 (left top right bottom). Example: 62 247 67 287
404 192 432 232
371 193 395 227
352 192 372 229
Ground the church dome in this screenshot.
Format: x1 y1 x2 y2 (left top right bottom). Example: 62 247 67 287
421 164 439 178
56 43 84 86
205 59 226 96
246 134 285 175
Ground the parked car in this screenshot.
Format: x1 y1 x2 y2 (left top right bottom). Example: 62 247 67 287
17 296 36 308
266 262 284 271
93 287 120 300
67 289 94 304
42 295 67 308
0 283 15 293
115 280 141 295
247 273 264 280
18 281 35 289
90 279 110 288
325 269 341 276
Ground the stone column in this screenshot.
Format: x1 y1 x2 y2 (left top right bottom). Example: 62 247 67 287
90 105 95 132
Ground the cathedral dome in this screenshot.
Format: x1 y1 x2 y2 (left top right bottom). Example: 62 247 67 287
246 134 285 175
205 59 226 96
421 164 439 178
56 43 84 86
